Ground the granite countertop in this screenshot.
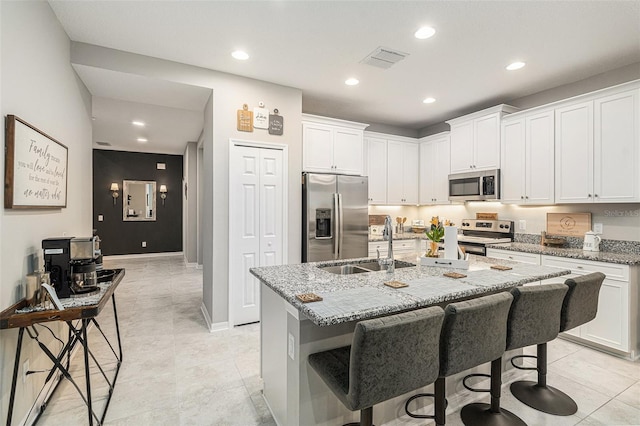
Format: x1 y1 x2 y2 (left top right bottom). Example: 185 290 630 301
250 255 569 327
369 232 427 242
487 242 640 265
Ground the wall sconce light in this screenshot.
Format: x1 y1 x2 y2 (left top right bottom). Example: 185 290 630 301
110 182 119 205
159 184 167 206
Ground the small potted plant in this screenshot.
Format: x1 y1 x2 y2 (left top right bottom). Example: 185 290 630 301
425 216 444 257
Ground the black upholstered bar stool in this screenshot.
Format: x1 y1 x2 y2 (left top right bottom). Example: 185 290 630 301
405 292 521 426
463 283 568 424
308 306 445 426
509 272 605 416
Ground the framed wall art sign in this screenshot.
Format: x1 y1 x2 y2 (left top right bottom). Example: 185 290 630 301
4 115 68 209
269 109 284 135
237 104 253 132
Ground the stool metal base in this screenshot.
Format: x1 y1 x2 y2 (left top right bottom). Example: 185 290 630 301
460 403 527 426
510 380 577 416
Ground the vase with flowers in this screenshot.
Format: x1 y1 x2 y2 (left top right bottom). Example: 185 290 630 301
425 216 445 257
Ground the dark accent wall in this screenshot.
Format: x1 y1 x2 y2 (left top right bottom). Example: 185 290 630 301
93 149 183 255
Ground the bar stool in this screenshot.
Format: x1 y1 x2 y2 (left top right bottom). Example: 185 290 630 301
463 283 568 424
308 306 445 426
509 272 605 415
405 292 520 426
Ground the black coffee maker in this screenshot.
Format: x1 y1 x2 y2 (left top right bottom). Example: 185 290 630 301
43 237 100 298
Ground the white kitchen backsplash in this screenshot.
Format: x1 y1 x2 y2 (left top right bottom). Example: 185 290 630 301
415 203 640 242
369 203 640 242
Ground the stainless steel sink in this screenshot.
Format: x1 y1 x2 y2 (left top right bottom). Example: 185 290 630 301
319 260 415 274
353 260 415 271
319 264 371 275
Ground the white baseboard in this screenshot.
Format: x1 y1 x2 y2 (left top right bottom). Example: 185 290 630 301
200 302 229 332
210 321 229 332
103 252 183 260
196 264 203 270
184 261 198 268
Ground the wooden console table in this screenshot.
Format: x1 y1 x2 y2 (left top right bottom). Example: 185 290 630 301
1 268 125 426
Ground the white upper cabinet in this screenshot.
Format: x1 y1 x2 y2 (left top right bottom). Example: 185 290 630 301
302 114 368 176
365 137 387 204
449 121 475 173
555 86 639 203
555 101 594 203
387 140 419 205
501 110 555 204
419 132 451 205
365 132 419 205
447 105 518 174
594 89 639 202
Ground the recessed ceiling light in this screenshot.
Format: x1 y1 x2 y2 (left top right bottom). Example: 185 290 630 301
506 61 526 71
137 138 148 143
415 26 436 40
423 97 436 104
345 78 359 86
132 121 145 127
232 50 249 60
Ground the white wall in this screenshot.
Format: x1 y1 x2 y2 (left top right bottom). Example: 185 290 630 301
69 43 303 329
0 2 93 422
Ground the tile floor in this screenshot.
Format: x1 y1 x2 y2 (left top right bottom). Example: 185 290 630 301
36 255 638 425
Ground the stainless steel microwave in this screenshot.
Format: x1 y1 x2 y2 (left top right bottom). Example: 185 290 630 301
448 169 500 201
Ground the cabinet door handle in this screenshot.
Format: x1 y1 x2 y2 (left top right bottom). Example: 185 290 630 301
588 194 592 198
525 196 529 199
521 196 524 199
576 266 584 269
594 194 598 198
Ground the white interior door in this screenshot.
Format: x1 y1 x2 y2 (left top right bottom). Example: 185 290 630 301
230 144 283 326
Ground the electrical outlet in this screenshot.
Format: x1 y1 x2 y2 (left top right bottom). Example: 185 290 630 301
288 333 295 360
142 241 147 248
518 220 526 231
593 223 603 234
22 359 29 383
98 214 104 222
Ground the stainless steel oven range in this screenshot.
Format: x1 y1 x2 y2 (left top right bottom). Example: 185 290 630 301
457 219 514 256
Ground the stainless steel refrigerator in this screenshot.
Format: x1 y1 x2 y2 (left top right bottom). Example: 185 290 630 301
302 173 368 262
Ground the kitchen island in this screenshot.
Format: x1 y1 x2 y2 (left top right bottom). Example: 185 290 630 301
250 256 570 426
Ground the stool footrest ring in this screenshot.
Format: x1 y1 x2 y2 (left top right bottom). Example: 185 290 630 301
404 393 447 419
510 354 538 371
463 373 491 393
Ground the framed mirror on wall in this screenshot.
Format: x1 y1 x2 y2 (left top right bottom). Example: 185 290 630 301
122 180 156 221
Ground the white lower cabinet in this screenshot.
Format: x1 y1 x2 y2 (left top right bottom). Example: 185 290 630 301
486 248 541 265
368 239 420 259
486 248 541 286
487 249 638 358
540 256 634 355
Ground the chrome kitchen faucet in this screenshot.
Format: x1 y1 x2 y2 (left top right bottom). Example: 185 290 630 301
378 215 395 273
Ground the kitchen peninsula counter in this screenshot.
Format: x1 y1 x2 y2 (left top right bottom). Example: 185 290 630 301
488 242 640 265
251 256 570 426
250 255 569 327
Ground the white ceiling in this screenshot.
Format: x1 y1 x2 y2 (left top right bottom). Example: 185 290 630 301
49 1 640 153
74 65 210 154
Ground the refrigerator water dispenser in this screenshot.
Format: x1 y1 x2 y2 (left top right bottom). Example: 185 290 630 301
315 208 332 238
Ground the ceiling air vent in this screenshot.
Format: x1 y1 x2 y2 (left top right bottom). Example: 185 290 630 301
96 141 111 146
361 47 409 69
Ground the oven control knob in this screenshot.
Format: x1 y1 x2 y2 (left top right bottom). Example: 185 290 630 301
499 224 504 229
